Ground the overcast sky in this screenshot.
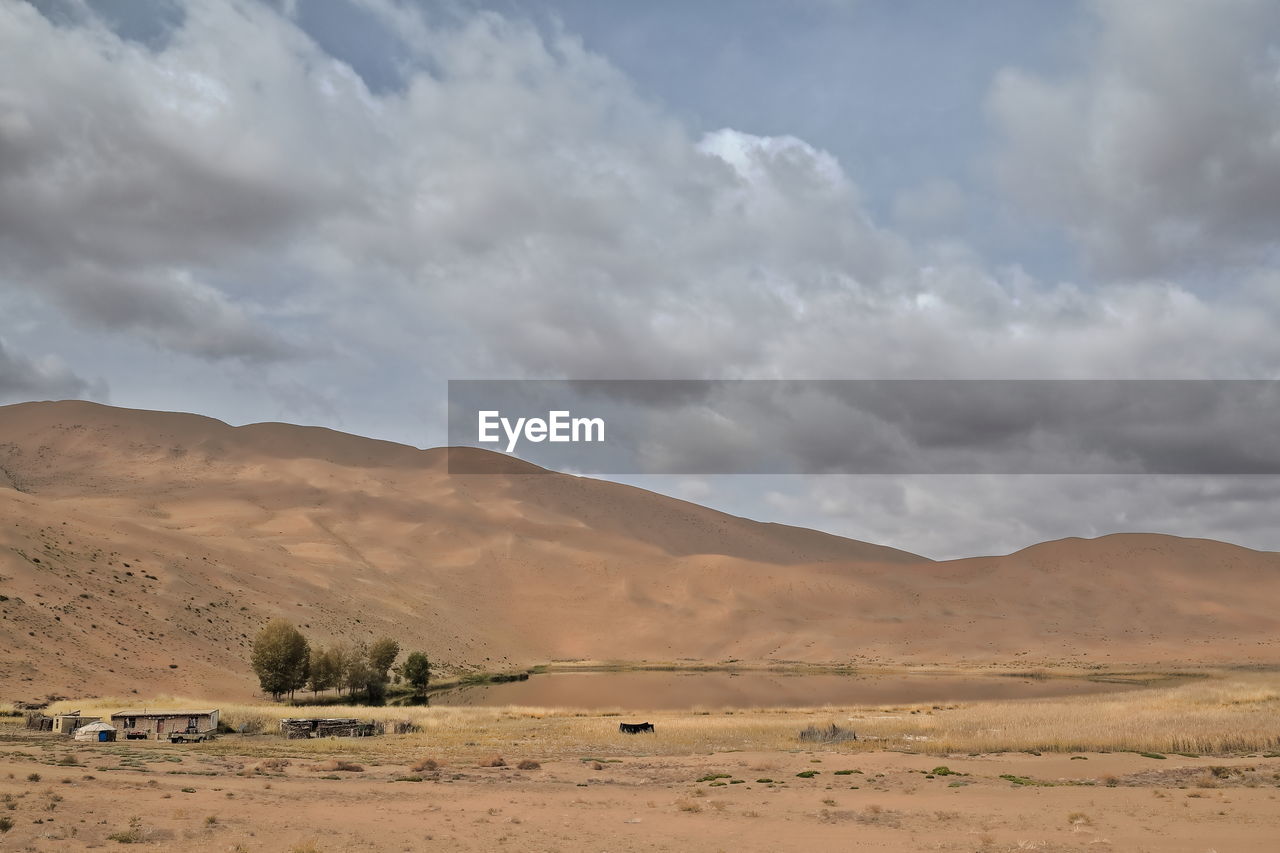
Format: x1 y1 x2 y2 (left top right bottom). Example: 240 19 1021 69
3 0 1280 558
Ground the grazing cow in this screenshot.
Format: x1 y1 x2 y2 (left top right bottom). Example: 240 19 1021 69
618 722 655 734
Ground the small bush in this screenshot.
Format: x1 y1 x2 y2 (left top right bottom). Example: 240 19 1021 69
695 773 731 783
107 816 146 843
26 773 40 783
0 816 12 833
478 755 506 768
796 770 819 778
410 758 439 772
516 759 540 770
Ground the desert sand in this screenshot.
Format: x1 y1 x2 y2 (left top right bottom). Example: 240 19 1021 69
4 400 1280 851
3 400 1280 701
2 731 1278 852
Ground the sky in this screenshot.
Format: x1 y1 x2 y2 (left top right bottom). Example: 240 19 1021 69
2 0 1280 558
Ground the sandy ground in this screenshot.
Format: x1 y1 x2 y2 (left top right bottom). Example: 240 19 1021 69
2 731 1278 852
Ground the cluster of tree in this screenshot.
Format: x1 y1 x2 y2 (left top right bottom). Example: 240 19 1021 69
249 619 431 702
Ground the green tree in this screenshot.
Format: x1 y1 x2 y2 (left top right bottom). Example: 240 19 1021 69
343 642 371 696
401 651 431 695
329 643 352 695
250 620 310 701
368 637 400 681
307 647 341 696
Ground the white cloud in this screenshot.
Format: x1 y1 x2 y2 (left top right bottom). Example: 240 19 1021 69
3 0 1280 554
988 0 1280 277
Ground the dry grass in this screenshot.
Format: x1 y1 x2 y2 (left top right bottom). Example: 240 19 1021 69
41 670 1280 759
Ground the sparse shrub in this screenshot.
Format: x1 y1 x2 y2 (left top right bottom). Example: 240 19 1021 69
676 799 702 813
229 713 270 735
695 773 731 783
26 773 40 782
1068 811 1093 826
107 816 146 843
478 755 506 768
796 770 819 778
516 759 540 770
798 723 857 743
205 815 218 826
410 758 439 772
310 760 362 773
1195 773 1220 788
0 816 12 833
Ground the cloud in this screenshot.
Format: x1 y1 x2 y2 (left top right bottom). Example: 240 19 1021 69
988 0 1280 277
755 473 1280 560
0 336 96 402
6 0 1279 384
4 0 1280 555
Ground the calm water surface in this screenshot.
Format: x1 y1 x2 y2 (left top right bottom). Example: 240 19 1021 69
428 670 1143 710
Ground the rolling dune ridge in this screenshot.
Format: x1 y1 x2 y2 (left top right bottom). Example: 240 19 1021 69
2 400 1277 701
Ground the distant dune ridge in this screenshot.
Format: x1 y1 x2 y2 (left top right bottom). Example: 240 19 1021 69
0 400 1277 700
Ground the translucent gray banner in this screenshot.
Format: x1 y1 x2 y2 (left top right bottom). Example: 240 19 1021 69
446 380 1280 475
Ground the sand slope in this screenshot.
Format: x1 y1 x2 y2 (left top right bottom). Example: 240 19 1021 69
1 400 1278 700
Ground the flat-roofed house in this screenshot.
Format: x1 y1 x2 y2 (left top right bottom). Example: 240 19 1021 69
52 713 98 734
110 709 219 740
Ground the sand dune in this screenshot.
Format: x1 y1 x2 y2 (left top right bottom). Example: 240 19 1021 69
1 400 1278 701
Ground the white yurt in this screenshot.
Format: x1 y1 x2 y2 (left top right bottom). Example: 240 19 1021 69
73 721 118 743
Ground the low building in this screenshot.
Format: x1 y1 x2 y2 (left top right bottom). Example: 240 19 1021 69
280 718 381 739
73 721 118 742
52 713 98 734
110 709 219 740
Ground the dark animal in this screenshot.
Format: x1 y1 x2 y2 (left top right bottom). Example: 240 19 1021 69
618 722 655 734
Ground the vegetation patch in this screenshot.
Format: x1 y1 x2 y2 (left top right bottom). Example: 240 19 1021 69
798 723 857 743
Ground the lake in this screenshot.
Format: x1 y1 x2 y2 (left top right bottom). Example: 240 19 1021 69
426 669 1145 710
